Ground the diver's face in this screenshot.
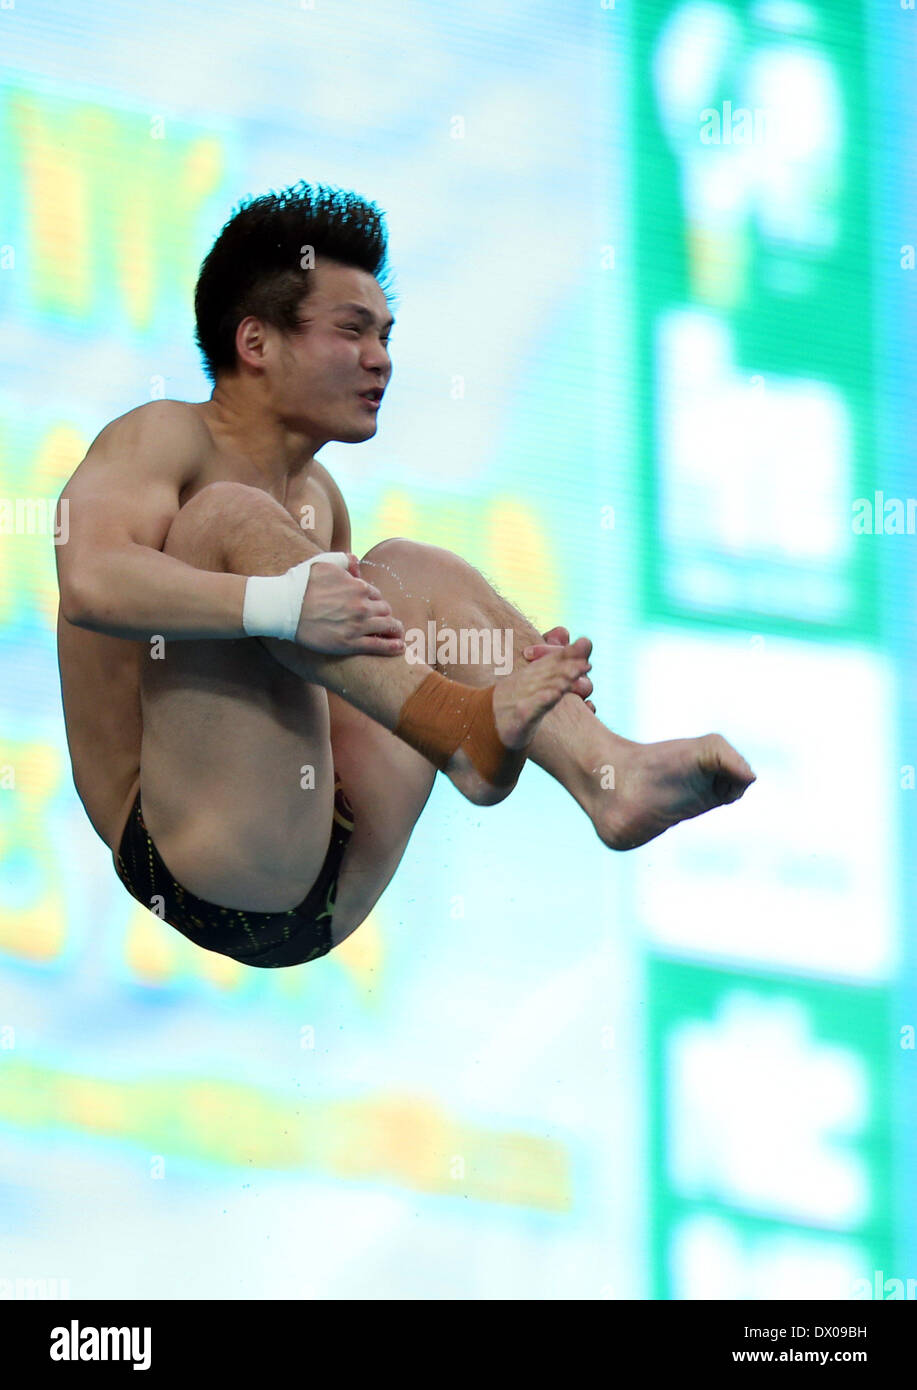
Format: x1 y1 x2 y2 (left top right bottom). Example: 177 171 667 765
278 258 394 442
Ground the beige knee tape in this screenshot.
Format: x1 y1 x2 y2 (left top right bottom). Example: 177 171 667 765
393 671 519 787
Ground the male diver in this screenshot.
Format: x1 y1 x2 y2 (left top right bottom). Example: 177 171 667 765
55 182 755 969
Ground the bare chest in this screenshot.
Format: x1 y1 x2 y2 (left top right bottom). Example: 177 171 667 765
181 426 336 552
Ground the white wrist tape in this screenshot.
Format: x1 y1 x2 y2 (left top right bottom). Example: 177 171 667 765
242 552 351 640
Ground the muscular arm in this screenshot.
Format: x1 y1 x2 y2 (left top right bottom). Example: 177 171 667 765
56 400 247 641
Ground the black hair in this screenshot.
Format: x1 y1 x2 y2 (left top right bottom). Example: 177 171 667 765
193 180 393 383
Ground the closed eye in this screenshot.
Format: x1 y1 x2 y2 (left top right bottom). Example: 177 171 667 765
342 325 392 349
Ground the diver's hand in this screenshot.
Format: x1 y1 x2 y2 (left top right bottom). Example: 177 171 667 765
523 625 595 711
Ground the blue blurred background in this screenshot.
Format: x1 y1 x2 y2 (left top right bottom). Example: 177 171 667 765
1 0 914 1299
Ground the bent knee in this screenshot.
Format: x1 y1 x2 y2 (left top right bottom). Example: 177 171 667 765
360 536 454 579
360 536 474 592
164 480 291 564
358 537 438 615
361 536 419 564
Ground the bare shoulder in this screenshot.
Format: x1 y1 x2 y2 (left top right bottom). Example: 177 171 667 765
307 456 352 551
308 457 351 526
308 456 346 506
78 399 209 474
55 400 212 560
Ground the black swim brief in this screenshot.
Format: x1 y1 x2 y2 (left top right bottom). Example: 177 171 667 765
113 775 355 968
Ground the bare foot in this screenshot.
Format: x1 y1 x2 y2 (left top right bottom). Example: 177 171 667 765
445 638 593 804
592 732 757 850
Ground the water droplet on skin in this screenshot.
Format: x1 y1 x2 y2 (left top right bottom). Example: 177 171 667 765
352 557 424 601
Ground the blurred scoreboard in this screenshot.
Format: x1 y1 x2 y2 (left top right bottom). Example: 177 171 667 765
632 0 898 1299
